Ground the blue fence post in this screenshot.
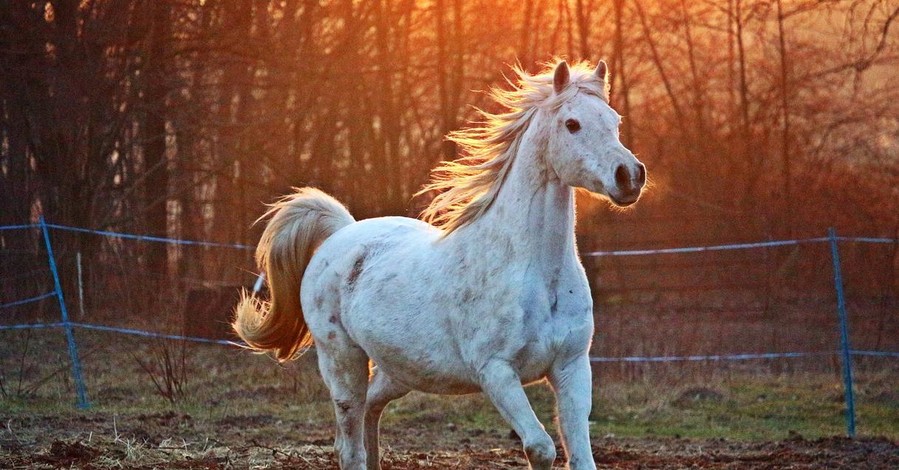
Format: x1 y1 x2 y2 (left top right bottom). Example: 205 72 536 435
253 271 265 294
39 216 90 409
828 227 855 437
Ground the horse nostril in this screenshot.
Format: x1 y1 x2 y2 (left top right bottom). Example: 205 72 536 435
636 163 646 187
615 165 630 189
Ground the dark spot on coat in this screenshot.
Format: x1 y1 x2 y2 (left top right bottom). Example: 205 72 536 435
457 253 469 272
327 331 336 340
375 283 387 298
329 314 338 324
346 251 367 291
491 335 507 351
335 399 353 413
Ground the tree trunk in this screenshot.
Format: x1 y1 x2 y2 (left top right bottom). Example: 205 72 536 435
143 0 172 277
776 0 793 237
612 0 632 147
574 0 590 58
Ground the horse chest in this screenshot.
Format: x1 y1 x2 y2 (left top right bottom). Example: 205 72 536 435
464 273 592 382
514 302 593 383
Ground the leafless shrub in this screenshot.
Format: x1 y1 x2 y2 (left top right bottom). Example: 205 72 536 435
131 339 190 405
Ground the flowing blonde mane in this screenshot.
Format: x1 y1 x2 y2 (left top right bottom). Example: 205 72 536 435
418 59 609 234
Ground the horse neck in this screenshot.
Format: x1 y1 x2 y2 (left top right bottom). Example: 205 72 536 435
456 124 576 270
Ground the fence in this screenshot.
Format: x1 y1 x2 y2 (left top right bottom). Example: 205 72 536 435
1 218 897 437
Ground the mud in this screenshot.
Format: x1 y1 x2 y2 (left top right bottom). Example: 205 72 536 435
2 413 896 469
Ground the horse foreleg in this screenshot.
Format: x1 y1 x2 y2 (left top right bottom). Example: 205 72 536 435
364 368 409 470
479 360 556 470
318 345 369 469
549 355 596 470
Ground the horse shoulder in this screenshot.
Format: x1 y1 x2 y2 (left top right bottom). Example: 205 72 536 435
548 258 595 360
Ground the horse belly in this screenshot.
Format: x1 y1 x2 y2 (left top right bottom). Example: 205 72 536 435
365 339 483 395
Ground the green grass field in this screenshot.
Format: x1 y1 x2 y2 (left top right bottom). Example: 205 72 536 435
2 328 896 443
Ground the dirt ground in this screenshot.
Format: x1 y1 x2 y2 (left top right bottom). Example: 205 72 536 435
2 411 897 469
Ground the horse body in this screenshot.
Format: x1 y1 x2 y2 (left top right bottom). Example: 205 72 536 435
304 172 589 397
234 60 646 470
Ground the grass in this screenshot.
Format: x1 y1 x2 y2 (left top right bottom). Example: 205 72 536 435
591 378 841 439
596 372 898 440
1 328 897 444
377 373 898 442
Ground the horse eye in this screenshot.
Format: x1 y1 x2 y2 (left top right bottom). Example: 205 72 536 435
565 119 581 133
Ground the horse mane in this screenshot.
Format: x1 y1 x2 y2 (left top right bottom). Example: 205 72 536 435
418 59 609 235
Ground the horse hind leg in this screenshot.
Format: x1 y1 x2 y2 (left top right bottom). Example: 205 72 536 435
316 339 370 469
364 368 409 470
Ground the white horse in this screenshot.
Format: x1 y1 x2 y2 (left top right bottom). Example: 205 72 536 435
233 59 645 470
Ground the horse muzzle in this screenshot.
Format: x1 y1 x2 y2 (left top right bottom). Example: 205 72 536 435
609 162 645 206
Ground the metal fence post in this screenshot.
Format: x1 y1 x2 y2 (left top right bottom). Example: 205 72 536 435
828 227 855 437
39 216 90 409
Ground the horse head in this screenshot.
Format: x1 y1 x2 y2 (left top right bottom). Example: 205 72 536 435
543 60 646 206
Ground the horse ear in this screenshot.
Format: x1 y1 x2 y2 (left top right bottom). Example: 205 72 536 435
553 61 570 94
595 60 609 83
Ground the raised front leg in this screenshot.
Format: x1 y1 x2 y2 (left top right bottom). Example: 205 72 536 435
549 355 596 470
479 360 557 470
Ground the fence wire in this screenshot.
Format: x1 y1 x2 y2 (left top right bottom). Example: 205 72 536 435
1 220 896 435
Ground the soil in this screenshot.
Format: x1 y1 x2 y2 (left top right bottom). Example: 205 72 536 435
1 412 897 469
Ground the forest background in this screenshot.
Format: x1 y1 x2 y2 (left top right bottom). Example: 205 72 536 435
1 0 897 294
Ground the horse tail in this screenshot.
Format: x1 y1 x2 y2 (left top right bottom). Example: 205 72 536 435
232 187 354 362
